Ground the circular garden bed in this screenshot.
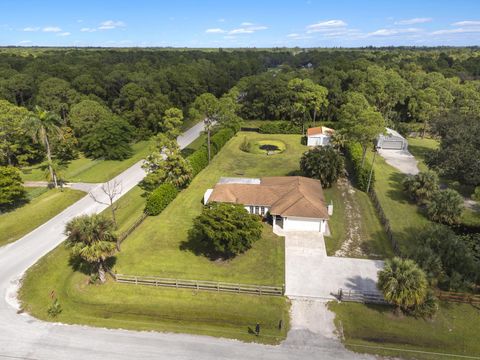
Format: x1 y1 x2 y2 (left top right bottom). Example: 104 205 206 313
241 139 286 155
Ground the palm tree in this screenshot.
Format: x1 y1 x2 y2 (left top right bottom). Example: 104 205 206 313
65 214 117 283
426 189 464 225
44 160 66 190
402 171 439 205
377 257 428 315
23 107 63 187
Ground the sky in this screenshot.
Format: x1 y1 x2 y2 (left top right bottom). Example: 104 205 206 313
1 0 479 47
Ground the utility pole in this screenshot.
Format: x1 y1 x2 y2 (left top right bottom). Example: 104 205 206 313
366 149 377 193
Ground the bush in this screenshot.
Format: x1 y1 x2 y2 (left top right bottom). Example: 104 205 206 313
0 165 27 212
345 142 374 192
144 183 179 216
403 171 439 205
258 121 302 134
47 298 62 318
426 189 464 225
189 202 262 259
239 136 251 153
300 147 344 188
473 186 480 202
211 127 235 156
406 290 439 319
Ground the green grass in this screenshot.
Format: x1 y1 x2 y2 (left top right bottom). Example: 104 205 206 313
461 208 480 227
115 132 305 284
366 150 430 253
21 140 152 183
19 245 290 344
181 133 207 157
0 188 85 247
330 301 480 359
407 137 439 172
248 139 287 155
323 183 393 259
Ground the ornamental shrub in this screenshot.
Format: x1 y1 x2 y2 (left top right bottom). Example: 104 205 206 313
144 183 179 216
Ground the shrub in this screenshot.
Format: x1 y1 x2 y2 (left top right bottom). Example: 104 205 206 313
47 298 62 318
211 127 235 156
403 171 439 205
300 147 344 188
345 142 374 192
0 166 27 212
258 121 302 134
406 290 439 319
189 202 262 259
426 189 464 225
239 136 251 153
144 183 179 216
473 186 480 202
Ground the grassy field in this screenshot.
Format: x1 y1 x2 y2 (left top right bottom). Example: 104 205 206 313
330 301 480 359
19 245 290 344
21 140 152 183
323 182 392 259
0 188 85 247
115 132 304 284
407 137 439 172
366 149 430 253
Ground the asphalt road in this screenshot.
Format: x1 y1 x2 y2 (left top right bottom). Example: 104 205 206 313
0 121 373 360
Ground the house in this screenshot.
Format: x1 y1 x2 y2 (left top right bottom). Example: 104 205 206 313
376 128 408 150
307 126 335 147
204 176 331 233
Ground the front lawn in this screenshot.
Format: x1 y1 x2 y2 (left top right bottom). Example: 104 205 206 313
330 301 480 359
115 132 304 284
407 137 439 172
21 140 151 183
0 188 85 247
19 245 289 344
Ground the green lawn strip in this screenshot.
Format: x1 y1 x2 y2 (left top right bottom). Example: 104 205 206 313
329 301 480 359
366 150 430 254
323 183 392 259
19 245 290 344
0 188 86 247
100 185 146 234
181 133 207 157
21 140 152 183
25 186 49 199
407 137 439 172
115 132 305 284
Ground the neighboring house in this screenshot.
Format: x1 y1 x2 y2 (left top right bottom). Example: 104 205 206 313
376 128 408 150
204 176 331 233
307 126 335 147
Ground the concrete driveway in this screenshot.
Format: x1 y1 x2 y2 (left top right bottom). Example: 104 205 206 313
378 148 419 175
285 232 384 299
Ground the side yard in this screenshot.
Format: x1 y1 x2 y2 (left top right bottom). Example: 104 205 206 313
0 188 85 247
330 301 480 359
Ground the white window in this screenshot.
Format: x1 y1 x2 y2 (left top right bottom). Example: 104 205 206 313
255 206 259 215
260 206 265 216
249 206 254 213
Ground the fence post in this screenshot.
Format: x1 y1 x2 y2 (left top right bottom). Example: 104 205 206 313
217 282 219 292
135 276 138 285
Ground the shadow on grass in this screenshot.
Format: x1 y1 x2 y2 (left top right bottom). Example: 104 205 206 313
68 254 117 276
386 172 409 204
180 231 231 261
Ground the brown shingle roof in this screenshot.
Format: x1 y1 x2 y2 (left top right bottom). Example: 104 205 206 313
307 126 335 137
207 176 328 219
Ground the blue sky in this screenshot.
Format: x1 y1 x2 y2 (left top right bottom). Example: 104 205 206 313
1 0 479 47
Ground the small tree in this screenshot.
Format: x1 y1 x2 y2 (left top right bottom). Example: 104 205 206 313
377 257 428 315
65 214 117 283
403 171 439 205
300 147 344 188
189 202 262 259
0 165 27 211
161 107 183 139
426 189 464 225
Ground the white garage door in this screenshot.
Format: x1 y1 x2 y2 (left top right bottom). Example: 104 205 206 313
381 140 403 150
284 217 321 232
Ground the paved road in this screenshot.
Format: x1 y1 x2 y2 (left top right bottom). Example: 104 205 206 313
0 121 373 360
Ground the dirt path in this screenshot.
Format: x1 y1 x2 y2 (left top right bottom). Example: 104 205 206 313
334 177 369 258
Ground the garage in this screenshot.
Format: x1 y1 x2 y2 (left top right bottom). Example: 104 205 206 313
283 217 326 232
376 127 408 150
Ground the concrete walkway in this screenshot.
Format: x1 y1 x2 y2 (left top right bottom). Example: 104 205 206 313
378 149 419 175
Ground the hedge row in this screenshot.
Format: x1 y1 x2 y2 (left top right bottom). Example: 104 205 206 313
258 121 302 134
345 142 375 192
187 126 237 177
144 183 179 216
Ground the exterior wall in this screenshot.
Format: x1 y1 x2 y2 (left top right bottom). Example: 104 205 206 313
307 135 331 147
283 216 326 233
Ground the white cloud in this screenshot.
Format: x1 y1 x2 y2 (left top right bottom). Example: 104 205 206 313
80 27 96 32
451 20 480 27
431 27 480 35
394 18 432 25
98 20 126 30
306 20 347 33
205 28 225 34
57 32 71 37
42 26 62 32
287 33 300 38
23 27 39 32
367 27 421 37
18 40 32 45
228 24 267 35
218 18 226 23
241 22 253 26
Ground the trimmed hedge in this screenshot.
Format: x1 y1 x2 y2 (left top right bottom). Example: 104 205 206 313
258 121 302 134
345 142 375 192
187 126 237 177
144 183 179 216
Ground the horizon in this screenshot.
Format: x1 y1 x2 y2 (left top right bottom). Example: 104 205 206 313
1 0 479 48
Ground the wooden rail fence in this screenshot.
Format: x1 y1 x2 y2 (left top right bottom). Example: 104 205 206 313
436 290 480 306
337 288 388 304
369 189 400 255
118 212 147 244
115 274 285 296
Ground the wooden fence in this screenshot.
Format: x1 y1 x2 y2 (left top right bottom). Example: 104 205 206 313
368 189 400 255
114 274 284 296
118 212 147 244
337 288 388 305
436 290 480 306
